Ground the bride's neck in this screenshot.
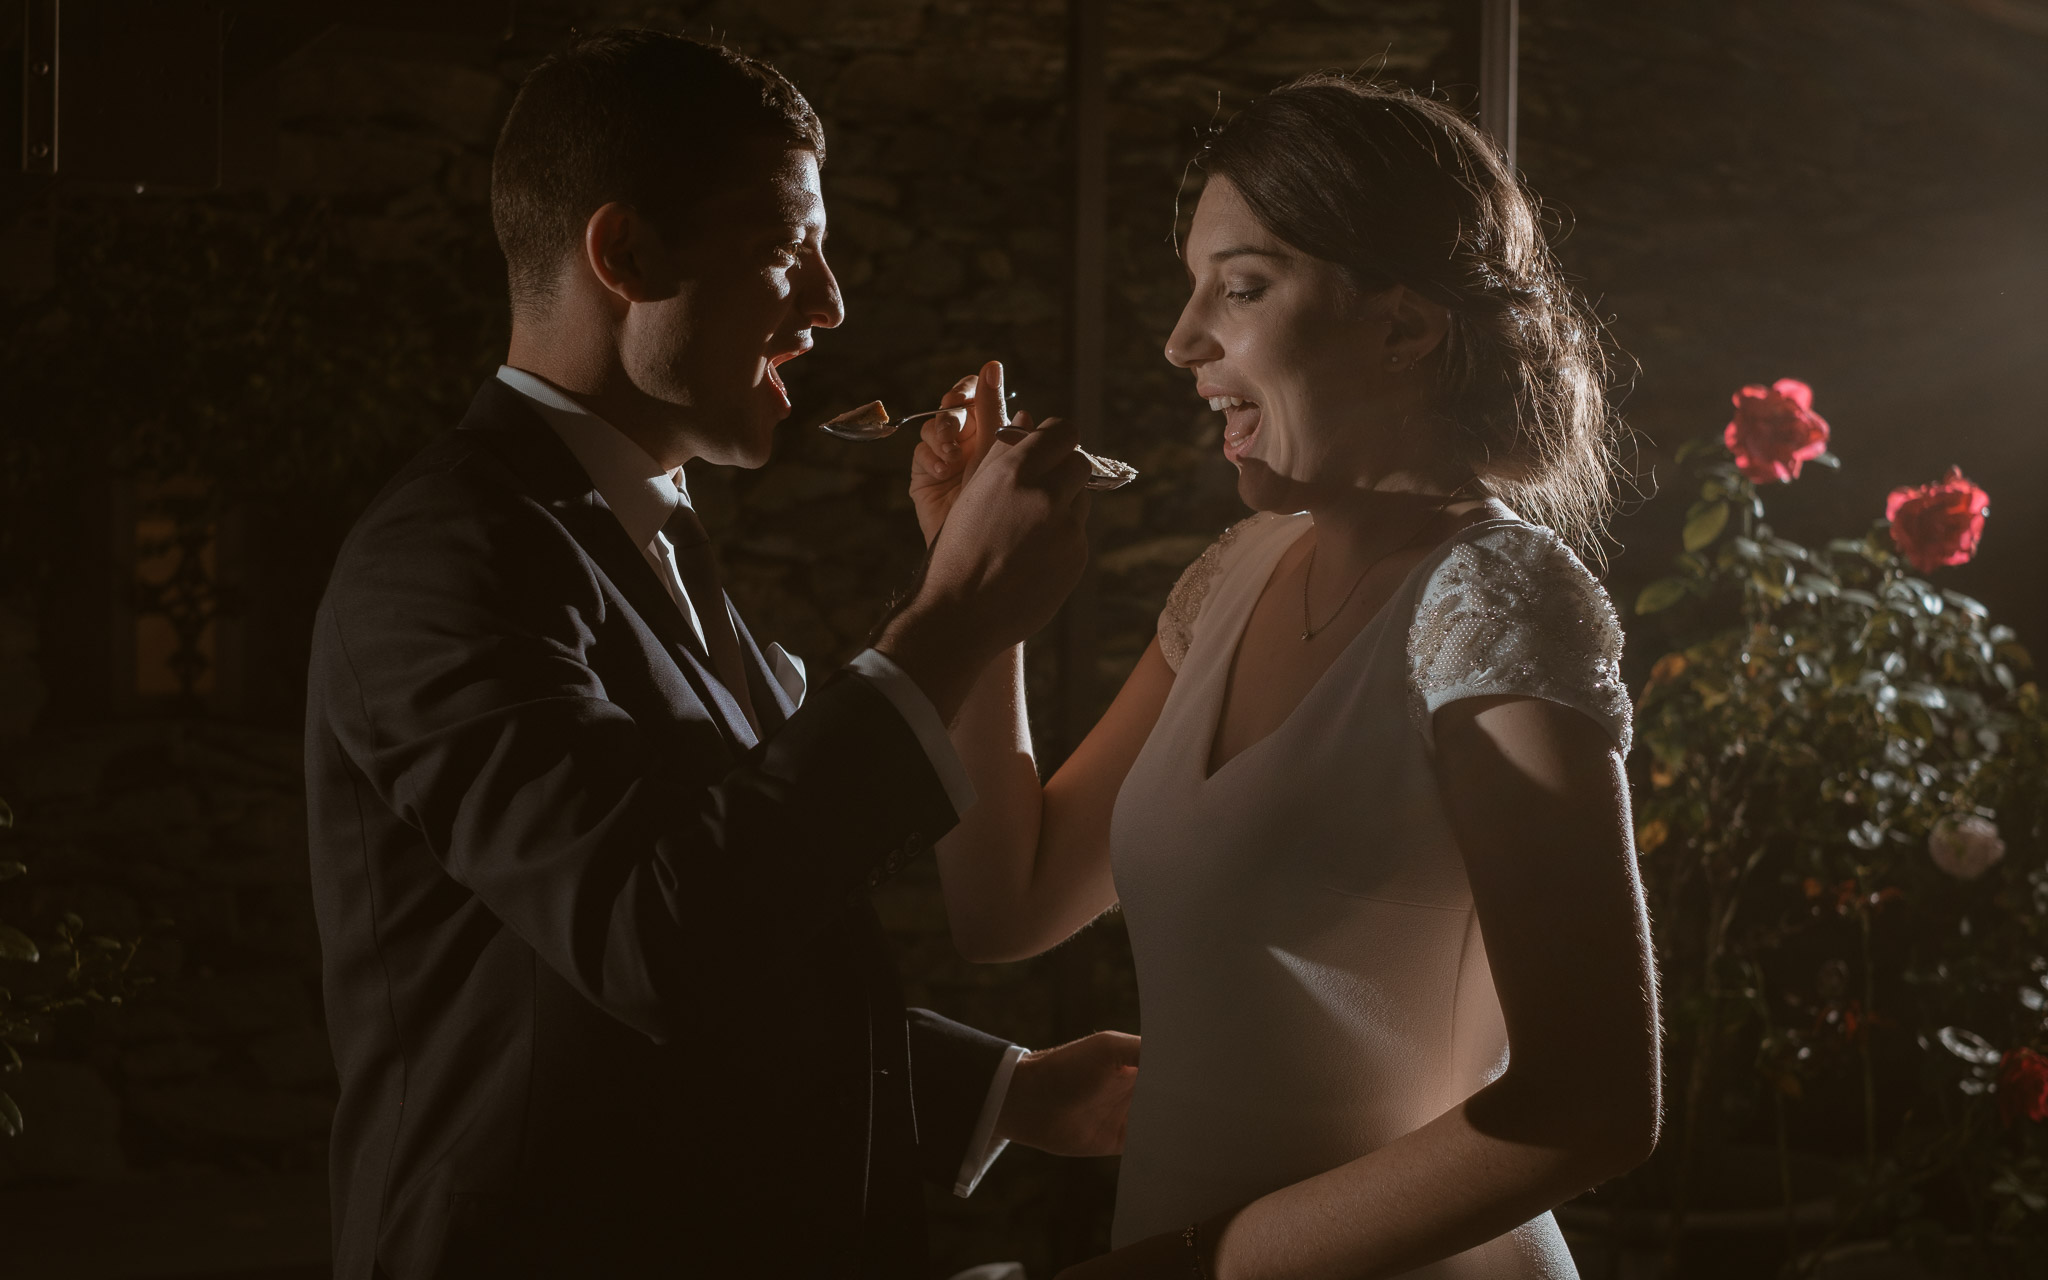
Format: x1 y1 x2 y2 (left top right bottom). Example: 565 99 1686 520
1303 477 1477 576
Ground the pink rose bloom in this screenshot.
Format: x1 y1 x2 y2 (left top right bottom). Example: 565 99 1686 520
1724 379 1831 484
1928 815 2005 881
1886 467 1990 575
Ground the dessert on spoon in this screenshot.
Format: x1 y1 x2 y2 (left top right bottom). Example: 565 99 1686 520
817 399 1137 491
816 399 926 441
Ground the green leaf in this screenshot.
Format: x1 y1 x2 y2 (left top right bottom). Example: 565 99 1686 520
1940 589 1989 618
1683 501 1730 552
1900 684 1948 711
1809 452 1841 469
1636 578 1690 616
0 927 39 964
0 1089 19 1137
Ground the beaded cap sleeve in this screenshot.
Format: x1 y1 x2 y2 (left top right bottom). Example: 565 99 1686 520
1157 514 1278 672
1406 522 1631 753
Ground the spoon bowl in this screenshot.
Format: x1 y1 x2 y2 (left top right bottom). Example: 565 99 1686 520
1079 449 1136 491
816 406 948 442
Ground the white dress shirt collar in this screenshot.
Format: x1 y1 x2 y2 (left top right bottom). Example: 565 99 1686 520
492 363 974 813
495 364 688 547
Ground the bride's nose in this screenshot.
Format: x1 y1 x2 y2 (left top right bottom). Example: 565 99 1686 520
1164 306 1222 369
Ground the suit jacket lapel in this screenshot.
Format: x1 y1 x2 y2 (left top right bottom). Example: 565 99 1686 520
456 379 761 753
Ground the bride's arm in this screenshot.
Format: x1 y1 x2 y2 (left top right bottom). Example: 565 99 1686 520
1062 694 1660 1280
907 359 1176 963
934 637 1175 963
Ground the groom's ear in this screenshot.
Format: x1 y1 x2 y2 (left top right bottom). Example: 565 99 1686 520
583 201 681 305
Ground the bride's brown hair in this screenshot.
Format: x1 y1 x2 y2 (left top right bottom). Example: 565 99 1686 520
1192 74 1624 558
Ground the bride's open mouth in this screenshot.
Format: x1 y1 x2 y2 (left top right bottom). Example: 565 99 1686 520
1210 395 1262 464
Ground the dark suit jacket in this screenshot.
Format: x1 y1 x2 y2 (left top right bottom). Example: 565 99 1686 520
306 377 1009 1278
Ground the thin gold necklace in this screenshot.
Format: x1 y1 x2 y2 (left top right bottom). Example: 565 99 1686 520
1299 490 1462 642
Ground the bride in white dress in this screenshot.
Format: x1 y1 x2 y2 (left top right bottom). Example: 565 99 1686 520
906 76 1659 1279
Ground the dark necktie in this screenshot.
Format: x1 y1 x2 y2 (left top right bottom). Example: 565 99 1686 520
661 505 760 738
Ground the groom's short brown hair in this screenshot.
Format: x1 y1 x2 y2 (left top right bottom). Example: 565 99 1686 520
491 30 825 318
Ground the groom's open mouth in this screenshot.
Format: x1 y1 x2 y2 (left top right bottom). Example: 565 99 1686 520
1203 389 1262 464
762 339 812 418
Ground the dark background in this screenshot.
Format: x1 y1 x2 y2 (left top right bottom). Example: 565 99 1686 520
0 1 2043 1276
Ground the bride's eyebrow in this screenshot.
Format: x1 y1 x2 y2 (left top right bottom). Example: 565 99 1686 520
1209 246 1289 264
1183 244 1289 284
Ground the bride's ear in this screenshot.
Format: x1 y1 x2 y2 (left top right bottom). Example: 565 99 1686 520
1381 285 1452 370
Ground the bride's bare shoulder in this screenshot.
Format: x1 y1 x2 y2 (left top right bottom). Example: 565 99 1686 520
1158 511 1302 670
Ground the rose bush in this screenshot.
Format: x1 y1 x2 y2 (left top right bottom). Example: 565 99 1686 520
1626 381 2047 1267
0 802 150 1144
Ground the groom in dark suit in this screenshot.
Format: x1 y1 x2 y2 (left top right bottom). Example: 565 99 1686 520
306 31 1137 1279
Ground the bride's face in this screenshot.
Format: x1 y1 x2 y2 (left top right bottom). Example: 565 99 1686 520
1165 175 1443 508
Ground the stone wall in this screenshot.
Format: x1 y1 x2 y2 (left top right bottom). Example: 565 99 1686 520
1 1 2044 1276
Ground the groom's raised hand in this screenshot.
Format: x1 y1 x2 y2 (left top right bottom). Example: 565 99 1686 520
879 360 1092 721
995 1030 1140 1157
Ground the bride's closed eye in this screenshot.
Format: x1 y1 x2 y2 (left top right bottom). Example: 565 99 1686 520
1225 281 1268 303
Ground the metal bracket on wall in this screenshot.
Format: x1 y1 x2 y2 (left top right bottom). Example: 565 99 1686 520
1060 0 1107 757
22 0 57 175
1479 0 1519 168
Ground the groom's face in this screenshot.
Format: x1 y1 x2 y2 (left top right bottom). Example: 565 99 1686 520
620 144 843 468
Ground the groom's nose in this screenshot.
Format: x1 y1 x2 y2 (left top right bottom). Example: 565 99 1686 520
800 247 845 331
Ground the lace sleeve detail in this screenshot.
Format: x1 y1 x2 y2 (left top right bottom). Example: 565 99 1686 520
1158 515 1268 672
1407 524 1631 753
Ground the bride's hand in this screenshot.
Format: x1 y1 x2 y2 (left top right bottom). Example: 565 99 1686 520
909 358 1018 546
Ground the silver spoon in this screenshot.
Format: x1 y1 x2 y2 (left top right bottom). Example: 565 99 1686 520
816 403 952 442
817 398 1137 491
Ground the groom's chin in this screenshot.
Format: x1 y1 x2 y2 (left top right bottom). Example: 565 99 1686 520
696 409 780 470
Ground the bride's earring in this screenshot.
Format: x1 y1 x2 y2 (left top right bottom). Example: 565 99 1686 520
1387 355 1402 369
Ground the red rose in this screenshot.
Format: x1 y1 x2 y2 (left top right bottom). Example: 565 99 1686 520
1723 378 1830 484
1998 1047 2048 1126
1885 467 1990 575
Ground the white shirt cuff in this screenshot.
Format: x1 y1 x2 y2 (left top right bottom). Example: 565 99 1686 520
847 647 977 815
954 1043 1027 1198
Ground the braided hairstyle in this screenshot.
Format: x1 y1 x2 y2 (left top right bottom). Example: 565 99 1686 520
1193 74 1623 558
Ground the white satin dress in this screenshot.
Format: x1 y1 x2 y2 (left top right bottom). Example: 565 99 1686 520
1107 508 1632 1278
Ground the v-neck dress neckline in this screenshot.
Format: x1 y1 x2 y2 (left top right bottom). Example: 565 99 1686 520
1199 516 1483 783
